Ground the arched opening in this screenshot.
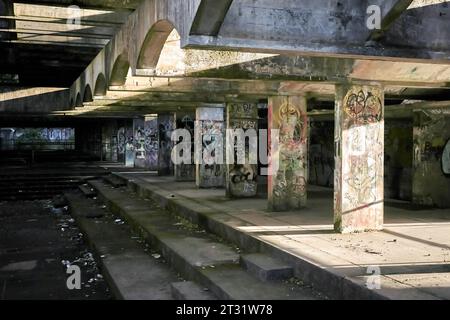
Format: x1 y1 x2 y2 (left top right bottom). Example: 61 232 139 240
137 20 174 70
75 93 82 107
94 73 107 96
110 53 130 86
83 85 93 103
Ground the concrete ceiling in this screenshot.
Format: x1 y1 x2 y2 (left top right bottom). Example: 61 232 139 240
0 1 139 86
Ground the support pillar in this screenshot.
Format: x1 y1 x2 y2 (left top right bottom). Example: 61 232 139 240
195 105 225 188
268 96 308 211
125 120 134 167
158 113 175 176
144 115 159 171
133 115 158 170
174 111 195 181
226 103 258 198
334 84 384 233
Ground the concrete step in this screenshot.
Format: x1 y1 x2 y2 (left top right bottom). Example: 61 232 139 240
240 253 293 281
88 179 321 300
79 184 97 198
103 175 126 188
170 281 216 300
64 192 182 300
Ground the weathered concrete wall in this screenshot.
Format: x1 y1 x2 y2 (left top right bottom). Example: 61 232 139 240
195 105 225 188
102 120 118 161
158 113 175 175
133 116 159 169
268 96 308 211
174 111 195 181
334 84 384 233
134 117 146 168
309 120 334 187
125 121 135 167
226 103 258 198
144 115 159 170
385 119 413 201
413 108 450 208
75 123 102 159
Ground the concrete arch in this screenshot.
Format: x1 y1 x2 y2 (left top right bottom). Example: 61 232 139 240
75 93 82 107
83 85 93 103
110 53 130 86
94 73 107 96
136 20 175 70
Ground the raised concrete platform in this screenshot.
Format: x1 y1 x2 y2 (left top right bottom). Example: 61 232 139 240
112 172 450 300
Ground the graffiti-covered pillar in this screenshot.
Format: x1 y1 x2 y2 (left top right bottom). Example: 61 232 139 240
334 84 384 233
158 113 175 176
268 96 308 211
133 115 158 170
226 103 258 198
174 111 195 181
125 120 135 167
195 105 225 188
144 115 159 171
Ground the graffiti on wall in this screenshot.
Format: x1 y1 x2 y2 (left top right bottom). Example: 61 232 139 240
134 118 146 168
125 125 134 167
196 106 225 188
343 90 382 126
158 114 175 175
226 103 258 198
269 96 308 211
175 113 195 181
334 85 384 232
117 127 126 163
144 116 159 171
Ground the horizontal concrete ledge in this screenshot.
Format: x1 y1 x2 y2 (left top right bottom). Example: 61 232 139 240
112 173 443 300
184 35 450 65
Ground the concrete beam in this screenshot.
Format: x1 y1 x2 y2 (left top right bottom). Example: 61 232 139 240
190 0 233 36
367 0 414 42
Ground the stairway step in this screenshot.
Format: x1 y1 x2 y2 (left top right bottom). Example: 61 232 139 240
201 264 315 300
88 179 320 300
104 175 126 188
241 253 293 281
170 281 216 300
79 184 97 198
65 192 179 300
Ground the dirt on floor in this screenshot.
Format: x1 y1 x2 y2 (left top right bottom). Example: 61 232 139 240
0 199 112 300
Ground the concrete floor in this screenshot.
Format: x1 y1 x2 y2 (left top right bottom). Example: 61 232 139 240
118 172 450 300
0 200 111 300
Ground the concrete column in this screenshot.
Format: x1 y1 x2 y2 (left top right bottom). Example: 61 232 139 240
144 115 159 171
158 113 175 176
117 126 126 164
134 115 158 170
268 96 308 211
174 111 195 181
125 120 134 167
226 103 258 198
195 105 225 188
334 84 384 233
